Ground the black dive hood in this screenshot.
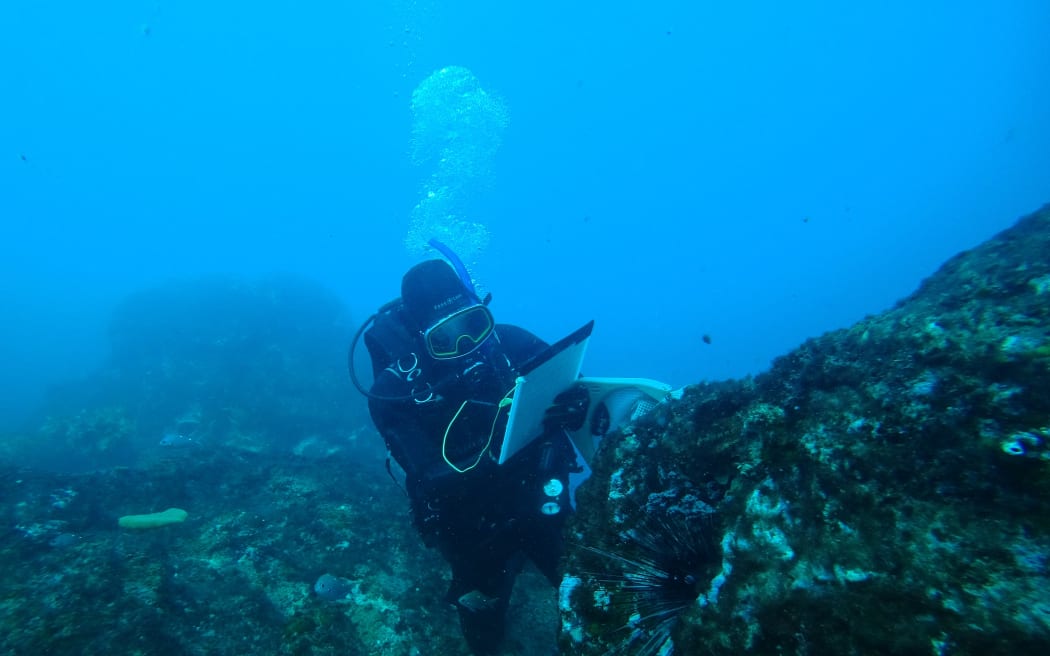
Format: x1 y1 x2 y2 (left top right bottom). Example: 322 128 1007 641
348 239 492 402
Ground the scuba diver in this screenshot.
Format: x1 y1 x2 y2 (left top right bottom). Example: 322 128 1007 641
348 249 588 655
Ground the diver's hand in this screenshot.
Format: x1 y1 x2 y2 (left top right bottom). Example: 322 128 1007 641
543 383 590 433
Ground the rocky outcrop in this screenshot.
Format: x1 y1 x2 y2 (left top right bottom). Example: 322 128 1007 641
561 206 1050 655
0 448 557 655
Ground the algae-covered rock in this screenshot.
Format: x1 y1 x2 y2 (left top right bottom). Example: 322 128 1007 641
561 204 1050 655
0 450 507 655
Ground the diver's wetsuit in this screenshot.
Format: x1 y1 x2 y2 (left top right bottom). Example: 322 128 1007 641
368 324 576 655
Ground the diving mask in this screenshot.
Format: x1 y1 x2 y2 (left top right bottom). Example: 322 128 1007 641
424 304 495 359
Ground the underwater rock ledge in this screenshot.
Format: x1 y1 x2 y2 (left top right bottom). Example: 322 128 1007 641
562 204 1050 655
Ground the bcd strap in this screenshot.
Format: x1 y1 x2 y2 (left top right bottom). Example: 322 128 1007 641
385 453 408 498
364 302 417 378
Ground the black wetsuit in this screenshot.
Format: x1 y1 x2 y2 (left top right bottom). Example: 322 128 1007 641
368 324 576 655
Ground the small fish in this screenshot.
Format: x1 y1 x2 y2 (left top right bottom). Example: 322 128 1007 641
159 432 196 447
314 573 354 601
701 334 712 345
49 533 81 548
457 589 500 613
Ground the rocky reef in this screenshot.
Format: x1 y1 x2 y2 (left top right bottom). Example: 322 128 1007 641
0 447 558 655
3 274 366 472
561 205 1050 654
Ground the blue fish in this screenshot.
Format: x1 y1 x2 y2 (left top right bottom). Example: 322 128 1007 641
48 532 81 548
159 432 196 447
313 573 354 601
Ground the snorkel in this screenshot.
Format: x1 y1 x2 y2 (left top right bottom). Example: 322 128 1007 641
427 238 488 305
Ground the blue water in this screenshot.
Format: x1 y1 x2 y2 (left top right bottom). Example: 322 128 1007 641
1 0 1048 431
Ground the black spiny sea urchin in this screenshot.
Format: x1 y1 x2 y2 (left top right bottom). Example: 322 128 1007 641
577 505 717 656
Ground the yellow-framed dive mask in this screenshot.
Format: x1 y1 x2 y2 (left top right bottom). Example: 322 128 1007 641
423 304 495 359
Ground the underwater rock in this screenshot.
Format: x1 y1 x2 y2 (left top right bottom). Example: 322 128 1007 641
16 274 366 472
0 450 521 655
562 204 1050 654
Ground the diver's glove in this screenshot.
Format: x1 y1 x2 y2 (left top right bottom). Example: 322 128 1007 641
543 382 590 433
